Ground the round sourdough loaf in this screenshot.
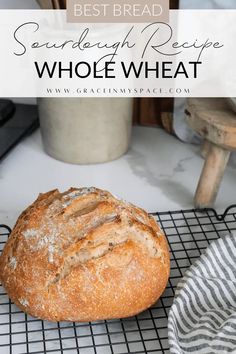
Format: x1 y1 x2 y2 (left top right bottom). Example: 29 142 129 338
0 187 170 322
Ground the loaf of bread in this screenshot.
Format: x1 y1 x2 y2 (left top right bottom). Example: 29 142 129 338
0 187 170 322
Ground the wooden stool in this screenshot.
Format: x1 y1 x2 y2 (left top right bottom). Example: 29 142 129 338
186 98 236 208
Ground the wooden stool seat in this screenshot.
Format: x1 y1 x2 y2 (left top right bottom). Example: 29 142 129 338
186 98 236 208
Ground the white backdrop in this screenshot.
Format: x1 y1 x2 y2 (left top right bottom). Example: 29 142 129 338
0 0 39 9
180 0 236 9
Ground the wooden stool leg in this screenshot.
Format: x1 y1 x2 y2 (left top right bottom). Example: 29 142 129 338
194 143 230 208
201 140 211 159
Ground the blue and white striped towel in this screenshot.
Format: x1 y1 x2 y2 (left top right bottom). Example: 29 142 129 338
168 233 236 354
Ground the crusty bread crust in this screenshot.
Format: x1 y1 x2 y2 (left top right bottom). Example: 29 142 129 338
0 187 170 322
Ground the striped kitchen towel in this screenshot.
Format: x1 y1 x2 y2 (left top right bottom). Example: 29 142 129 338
168 233 236 354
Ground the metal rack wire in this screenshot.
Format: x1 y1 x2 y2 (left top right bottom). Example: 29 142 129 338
0 205 236 354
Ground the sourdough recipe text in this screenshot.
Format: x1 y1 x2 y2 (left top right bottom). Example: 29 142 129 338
13 21 224 80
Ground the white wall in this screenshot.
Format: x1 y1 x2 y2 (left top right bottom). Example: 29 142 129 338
180 0 236 9
0 0 39 9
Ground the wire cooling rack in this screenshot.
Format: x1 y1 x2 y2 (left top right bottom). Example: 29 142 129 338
0 206 236 354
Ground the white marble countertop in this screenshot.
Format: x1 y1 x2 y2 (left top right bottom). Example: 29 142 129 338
1 126 236 228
